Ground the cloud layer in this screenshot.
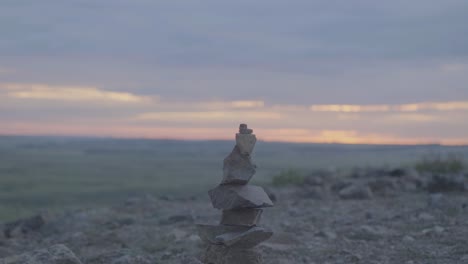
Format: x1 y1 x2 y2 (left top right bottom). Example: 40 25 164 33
1 1 467 144
1 83 467 145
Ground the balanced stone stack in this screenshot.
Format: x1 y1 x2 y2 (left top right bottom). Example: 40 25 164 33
197 124 274 264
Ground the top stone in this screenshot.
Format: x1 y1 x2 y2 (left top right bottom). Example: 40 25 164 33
236 124 256 155
239 123 253 134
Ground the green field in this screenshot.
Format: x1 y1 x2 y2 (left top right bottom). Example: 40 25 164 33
0 136 467 221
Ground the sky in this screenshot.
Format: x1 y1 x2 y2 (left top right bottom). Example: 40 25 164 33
1 0 468 144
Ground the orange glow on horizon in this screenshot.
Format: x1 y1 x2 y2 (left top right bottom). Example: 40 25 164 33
1 83 468 146
2 123 467 146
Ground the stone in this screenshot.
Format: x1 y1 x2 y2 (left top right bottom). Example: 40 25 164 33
0 225 4 240
111 255 152 264
221 208 263 227
238 124 253 134
197 224 250 245
426 174 465 193
104 217 135 229
427 193 460 213
159 214 194 225
331 181 353 193
85 250 152 264
0 247 13 259
0 244 82 264
315 229 337 240
460 255 468 262
388 168 407 177
367 179 396 196
3 214 45 238
297 186 324 200
235 134 257 156
428 193 447 208
204 244 262 264
240 128 253 134
338 184 373 200
215 226 273 248
222 146 256 185
209 185 274 210
263 187 277 202
421 225 445 235
181 257 204 264
304 169 333 186
417 212 435 221
304 175 324 186
347 225 388 241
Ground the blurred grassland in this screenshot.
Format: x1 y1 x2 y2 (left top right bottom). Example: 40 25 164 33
0 135 467 221
415 153 465 174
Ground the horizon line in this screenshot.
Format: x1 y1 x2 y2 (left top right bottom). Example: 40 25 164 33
1 132 467 147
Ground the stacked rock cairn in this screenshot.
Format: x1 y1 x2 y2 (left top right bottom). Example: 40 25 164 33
197 124 274 264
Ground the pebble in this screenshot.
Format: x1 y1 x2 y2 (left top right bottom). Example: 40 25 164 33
433 226 445 234
315 229 337 240
428 193 447 208
402 235 415 242
421 226 445 235
159 214 194 225
417 212 434 221
338 184 373 200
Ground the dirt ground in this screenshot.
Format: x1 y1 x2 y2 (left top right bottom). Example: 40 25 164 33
1 168 467 264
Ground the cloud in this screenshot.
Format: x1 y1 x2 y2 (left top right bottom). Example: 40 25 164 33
229 100 265 108
441 63 468 73
398 102 468 112
0 0 467 144
310 104 391 113
1 0 467 64
195 100 265 110
310 101 468 113
135 111 281 122
385 114 436 123
1 83 152 103
0 68 14 74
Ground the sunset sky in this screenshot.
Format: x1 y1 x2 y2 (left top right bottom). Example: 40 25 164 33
1 0 468 144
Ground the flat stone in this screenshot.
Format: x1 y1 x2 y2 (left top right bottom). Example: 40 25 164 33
204 244 262 264
338 183 373 200
221 209 263 227
240 128 253 134
222 146 256 185
197 224 250 245
209 185 273 210
3 214 45 238
0 244 82 264
215 226 273 248
235 134 257 155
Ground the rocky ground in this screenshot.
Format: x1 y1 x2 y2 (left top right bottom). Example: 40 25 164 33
0 168 467 264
